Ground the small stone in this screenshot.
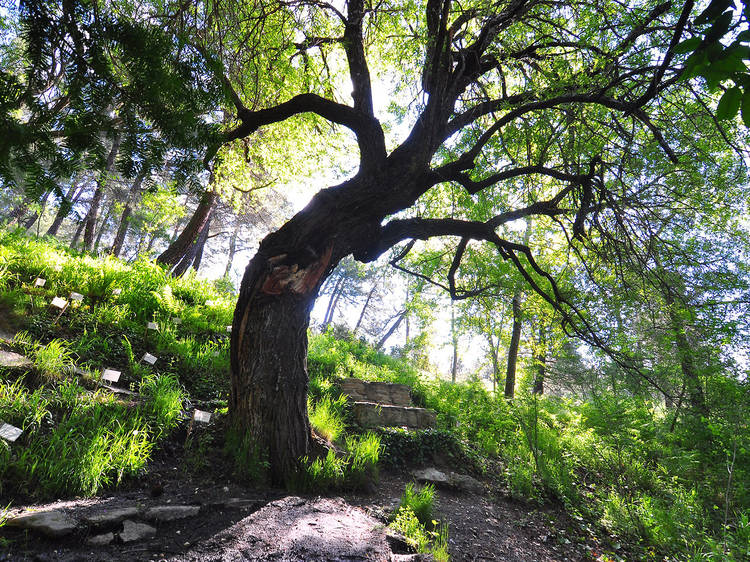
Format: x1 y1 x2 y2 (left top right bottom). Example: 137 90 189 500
119 520 156 542
144 505 200 522
8 510 78 537
0 350 32 368
87 532 115 546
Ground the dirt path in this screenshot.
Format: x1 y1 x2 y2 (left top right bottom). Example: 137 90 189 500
1 465 607 562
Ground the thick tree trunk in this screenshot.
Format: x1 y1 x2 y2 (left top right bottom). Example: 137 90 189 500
83 133 121 252
230 143 434 486
157 190 217 270
505 292 522 399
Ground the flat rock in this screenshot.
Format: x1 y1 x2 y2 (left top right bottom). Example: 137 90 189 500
84 507 140 527
413 468 483 494
0 350 31 368
119 519 156 542
180 496 392 561
87 532 115 546
144 505 200 522
8 510 78 537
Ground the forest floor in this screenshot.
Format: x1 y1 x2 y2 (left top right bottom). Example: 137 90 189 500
1 433 608 562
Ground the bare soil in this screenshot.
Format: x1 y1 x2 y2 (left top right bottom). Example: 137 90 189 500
1 441 610 562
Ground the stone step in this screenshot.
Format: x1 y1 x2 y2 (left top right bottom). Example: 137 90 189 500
351 401 436 429
340 378 412 407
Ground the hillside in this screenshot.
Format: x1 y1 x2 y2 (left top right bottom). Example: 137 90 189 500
0 232 748 561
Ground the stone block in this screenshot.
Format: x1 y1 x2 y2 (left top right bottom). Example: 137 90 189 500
8 510 78 537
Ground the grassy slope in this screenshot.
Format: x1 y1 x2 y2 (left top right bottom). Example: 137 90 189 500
1 230 749 559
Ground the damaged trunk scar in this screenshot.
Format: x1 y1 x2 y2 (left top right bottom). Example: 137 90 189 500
260 245 334 296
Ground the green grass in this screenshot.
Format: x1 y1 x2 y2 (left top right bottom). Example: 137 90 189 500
309 395 347 442
396 482 435 527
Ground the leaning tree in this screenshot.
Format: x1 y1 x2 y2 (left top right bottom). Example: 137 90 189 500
206 0 749 483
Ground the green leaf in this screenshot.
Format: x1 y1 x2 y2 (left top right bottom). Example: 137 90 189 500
741 89 750 126
674 37 702 54
717 87 742 120
696 0 732 26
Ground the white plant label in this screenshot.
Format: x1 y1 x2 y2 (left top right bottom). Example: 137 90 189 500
147 322 158 331
212 351 220 357
112 288 122 295
70 292 84 301
0 422 22 442
193 410 211 423
33 277 46 287
172 317 182 325
141 352 157 365
226 325 232 333
50 296 68 309
101 368 121 382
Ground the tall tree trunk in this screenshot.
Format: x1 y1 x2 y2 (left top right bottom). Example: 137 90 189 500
487 332 501 394
505 219 531 399
505 291 522 399
172 211 213 277
93 195 115 251
450 303 458 383
83 133 121 252
157 190 217 270
353 285 376 335
70 219 85 248
47 181 85 237
376 310 406 351
321 276 344 330
533 327 546 395
223 221 241 277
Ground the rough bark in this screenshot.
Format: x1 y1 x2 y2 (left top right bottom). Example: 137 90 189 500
157 189 218 270
83 132 121 252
